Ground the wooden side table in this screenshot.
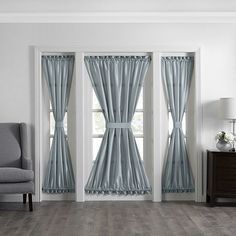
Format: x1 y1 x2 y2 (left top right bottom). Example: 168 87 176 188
207 150 236 206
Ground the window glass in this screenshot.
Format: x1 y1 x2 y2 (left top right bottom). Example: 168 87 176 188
93 138 103 161
92 112 105 135
135 137 143 160
136 89 143 110
132 112 143 135
92 91 101 110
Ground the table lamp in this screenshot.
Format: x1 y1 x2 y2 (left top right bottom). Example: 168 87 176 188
219 97 236 151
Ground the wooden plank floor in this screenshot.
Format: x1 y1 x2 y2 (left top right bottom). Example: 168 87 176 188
0 201 236 236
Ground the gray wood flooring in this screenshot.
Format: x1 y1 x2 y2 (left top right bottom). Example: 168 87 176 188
0 201 236 236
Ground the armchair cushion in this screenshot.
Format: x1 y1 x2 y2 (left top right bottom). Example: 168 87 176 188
0 181 34 194
0 167 34 183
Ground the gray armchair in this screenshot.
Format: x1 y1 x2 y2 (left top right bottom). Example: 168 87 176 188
0 123 34 211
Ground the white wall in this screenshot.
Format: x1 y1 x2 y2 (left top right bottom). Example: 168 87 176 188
1 0 236 12
0 23 236 201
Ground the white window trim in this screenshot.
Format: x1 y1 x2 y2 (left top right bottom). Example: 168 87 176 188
35 46 202 203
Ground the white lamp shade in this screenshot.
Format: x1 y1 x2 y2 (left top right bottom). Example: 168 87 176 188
219 97 236 120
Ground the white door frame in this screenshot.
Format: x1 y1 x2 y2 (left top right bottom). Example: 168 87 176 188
35 45 203 202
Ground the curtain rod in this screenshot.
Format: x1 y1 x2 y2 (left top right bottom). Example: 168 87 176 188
85 52 150 56
41 52 75 56
160 52 195 57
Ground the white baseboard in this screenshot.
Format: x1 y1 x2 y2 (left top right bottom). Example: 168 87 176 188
41 193 75 201
85 194 152 201
162 193 195 201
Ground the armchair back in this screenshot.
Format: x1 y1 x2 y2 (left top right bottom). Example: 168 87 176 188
0 123 26 168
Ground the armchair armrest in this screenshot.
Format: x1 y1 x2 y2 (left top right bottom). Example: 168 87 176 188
20 123 33 170
22 157 32 170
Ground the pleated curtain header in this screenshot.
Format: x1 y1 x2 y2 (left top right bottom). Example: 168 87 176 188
161 56 194 62
84 55 151 62
42 55 74 59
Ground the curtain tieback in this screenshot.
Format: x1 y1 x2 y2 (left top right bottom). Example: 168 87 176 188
106 122 131 129
174 122 182 129
55 121 64 128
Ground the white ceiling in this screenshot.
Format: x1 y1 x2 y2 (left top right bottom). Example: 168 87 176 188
1 0 236 13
